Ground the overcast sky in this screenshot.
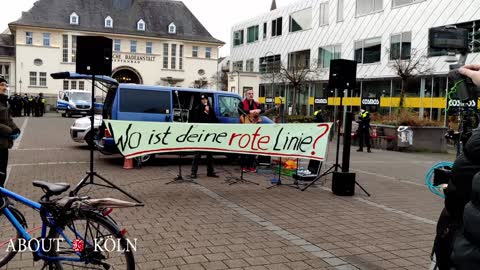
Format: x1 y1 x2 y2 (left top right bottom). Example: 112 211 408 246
0 0 300 57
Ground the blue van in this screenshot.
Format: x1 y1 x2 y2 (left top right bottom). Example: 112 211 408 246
51 72 274 158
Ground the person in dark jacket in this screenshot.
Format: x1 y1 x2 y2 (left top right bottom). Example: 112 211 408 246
190 94 219 179
314 109 324 123
22 94 29 116
0 78 20 187
356 108 371 152
432 64 480 269
452 172 480 269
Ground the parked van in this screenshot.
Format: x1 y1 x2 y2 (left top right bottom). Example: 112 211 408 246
96 84 274 155
57 90 104 117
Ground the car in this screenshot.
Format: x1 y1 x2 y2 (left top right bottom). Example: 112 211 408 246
70 115 102 147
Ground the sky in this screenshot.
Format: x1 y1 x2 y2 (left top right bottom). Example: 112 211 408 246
0 0 301 57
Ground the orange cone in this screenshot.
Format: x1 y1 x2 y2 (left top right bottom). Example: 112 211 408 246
123 158 133 170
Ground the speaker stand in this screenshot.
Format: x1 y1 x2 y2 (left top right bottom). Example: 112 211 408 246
166 154 198 185
225 157 258 185
70 74 143 205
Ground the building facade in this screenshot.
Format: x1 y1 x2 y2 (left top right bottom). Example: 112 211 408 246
229 0 480 121
6 0 223 100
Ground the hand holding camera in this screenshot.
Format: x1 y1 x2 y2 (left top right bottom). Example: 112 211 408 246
459 64 480 87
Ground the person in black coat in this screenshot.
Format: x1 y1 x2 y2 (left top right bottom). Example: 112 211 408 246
356 108 371 152
190 94 219 179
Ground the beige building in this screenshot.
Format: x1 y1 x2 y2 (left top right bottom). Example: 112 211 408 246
4 0 224 100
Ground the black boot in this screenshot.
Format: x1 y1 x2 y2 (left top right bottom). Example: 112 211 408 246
190 173 197 179
357 148 363 152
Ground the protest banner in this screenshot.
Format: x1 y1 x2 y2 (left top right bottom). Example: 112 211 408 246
105 120 332 161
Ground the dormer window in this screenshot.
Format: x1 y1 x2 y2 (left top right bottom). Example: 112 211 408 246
105 16 113 28
168 22 176 34
70 12 79 25
137 19 145 31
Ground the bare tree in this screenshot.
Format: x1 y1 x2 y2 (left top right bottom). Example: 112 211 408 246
210 71 228 91
389 49 432 113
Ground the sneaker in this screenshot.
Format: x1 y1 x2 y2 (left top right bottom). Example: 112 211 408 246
242 167 248 173
249 167 257 173
190 173 197 179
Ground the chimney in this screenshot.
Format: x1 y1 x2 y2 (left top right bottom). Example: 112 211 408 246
270 0 277 11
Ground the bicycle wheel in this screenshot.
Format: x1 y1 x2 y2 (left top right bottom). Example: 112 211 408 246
50 210 135 270
0 206 26 268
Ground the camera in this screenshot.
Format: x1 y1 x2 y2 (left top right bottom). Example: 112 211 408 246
430 26 479 102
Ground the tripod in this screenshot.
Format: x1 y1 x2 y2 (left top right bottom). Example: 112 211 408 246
225 155 259 185
70 75 143 205
166 91 198 185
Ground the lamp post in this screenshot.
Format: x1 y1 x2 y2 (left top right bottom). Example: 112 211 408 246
18 79 22 95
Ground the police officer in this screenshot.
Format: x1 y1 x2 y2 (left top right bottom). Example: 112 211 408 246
28 95 35 117
356 108 371 153
22 94 29 116
38 93 46 117
190 94 219 179
313 109 324 123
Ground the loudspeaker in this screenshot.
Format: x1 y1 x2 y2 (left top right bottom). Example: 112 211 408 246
332 172 356 196
328 59 357 90
76 36 113 76
342 112 353 173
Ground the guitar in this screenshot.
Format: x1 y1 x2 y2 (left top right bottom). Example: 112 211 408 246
240 105 280 124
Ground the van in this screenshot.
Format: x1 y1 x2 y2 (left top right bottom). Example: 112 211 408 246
57 89 103 117
96 83 274 156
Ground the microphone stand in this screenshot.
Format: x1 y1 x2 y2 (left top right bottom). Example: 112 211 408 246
166 90 198 185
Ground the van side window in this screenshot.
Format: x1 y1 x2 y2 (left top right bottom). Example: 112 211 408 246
219 96 240 117
120 89 170 114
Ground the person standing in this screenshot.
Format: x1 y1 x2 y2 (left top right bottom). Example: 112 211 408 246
0 78 20 186
356 108 371 153
314 109 324 123
190 94 219 179
22 94 29 116
38 93 46 116
237 89 265 172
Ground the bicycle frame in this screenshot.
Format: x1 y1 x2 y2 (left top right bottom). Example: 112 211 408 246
0 186 85 263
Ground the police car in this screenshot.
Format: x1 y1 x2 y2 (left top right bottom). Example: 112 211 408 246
70 115 102 147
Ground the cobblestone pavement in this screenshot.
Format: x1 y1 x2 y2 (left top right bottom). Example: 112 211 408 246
3 114 453 269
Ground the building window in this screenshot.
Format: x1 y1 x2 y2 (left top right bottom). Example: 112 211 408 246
390 32 411 60
105 16 113 28
130 40 137 53
247 25 259 43
70 12 79 25
290 8 312 32
114 39 121 52
63 80 69 90
29 72 37 86
62 35 68 62
233 61 243 72
171 44 176 69
137 19 145 31
0 64 9 82
43 33 50 46
26 32 33 45
233 30 244 46
39 72 47 86
192 46 198 57
163 44 169 68
205 47 212 59
319 45 341 68
179 45 183 69
319 3 329 26
168 23 176 34
246 59 254 72
356 0 383 16
272 17 283 37
288 50 311 69
71 81 77 90
337 0 344 22
355 37 381 64
79 81 85 90
259 54 281 73
393 0 423 7
71 35 77 62
263 22 267 39
146 41 153 54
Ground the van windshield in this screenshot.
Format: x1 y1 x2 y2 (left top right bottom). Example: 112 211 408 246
68 92 91 101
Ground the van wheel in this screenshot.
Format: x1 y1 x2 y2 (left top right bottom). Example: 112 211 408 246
61 113 66 117
140 154 153 164
67 110 72 118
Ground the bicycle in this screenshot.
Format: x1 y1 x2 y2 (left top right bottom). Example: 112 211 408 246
0 179 141 269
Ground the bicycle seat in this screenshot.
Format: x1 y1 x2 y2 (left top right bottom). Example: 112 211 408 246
32 181 70 196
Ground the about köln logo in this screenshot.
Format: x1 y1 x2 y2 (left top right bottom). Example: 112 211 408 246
6 237 137 252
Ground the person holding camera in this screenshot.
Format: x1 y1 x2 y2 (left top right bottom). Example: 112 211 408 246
433 65 480 269
0 78 20 187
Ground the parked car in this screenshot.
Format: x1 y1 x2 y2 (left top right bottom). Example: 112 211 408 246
70 115 102 147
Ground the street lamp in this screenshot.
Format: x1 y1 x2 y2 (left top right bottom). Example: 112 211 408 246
18 79 22 95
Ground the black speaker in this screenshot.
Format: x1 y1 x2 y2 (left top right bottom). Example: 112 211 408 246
328 59 357 90
76 36 113 76
332 172 356 196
